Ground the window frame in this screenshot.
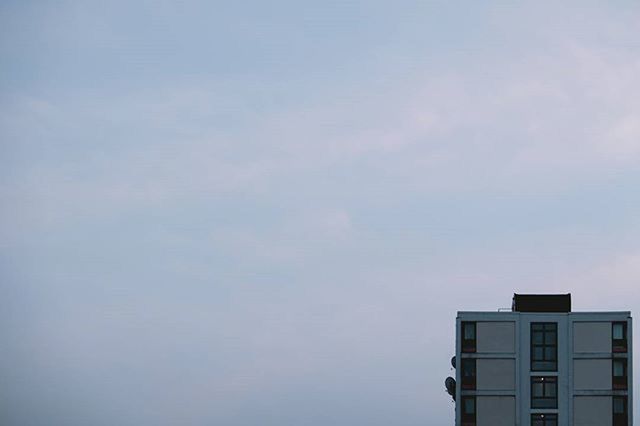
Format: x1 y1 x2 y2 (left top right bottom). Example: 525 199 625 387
612 322 628 353
613 396 628 426
531 322 558 372
461 396 476 426
461 358 476 390
531 376 558 409
612 358 628 390
462 322 476 353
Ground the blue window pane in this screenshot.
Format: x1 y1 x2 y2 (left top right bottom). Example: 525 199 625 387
533 331 544 344
613 323 625 339
533 347 544 360
545 331 556 344
545 347 556 360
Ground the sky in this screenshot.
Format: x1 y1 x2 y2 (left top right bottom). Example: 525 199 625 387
1 1 640 425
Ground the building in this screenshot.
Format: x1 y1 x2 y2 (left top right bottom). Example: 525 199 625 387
447 294 633 426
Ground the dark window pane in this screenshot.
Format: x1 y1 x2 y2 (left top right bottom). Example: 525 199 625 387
464 397 475 414
613 322 628 354
532 398 557 409
545 347 556 360
464 323 475 339
533 331 544 344
531 377 557 409
462 359 475 374
613 396 628 426
533 347 544 360
545 382 556 397
531 322 557 372
544 399 557 409
545 331 557 344
613 360 626 376
462 322 476 353
532 382 544 396
534 361 556 371
461 359 476 390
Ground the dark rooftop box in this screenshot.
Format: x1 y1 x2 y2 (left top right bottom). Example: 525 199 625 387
512 293 571 313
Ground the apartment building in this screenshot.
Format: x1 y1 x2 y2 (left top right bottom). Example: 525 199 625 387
447 294 632 426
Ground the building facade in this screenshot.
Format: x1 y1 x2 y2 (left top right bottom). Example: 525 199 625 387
452 294 633 426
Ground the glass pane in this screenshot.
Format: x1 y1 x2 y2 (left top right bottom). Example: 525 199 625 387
547 418 557 426
463 360 475 376
614 398 626 413
532 331 544 344
532 382 544 396
537 361 556 371
532 323 543 331
533 347 544 360
545 382 557 397
545 331 557 344
545 347 556 360
613 323 624 340
614 361 625 376
531 398 553 409
532 419 544 426
464 398 475 414
464 323 475 339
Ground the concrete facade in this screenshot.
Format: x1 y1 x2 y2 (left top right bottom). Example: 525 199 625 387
573 322 611 353
476 359 515 391
476 322 516 353
573 396 612 426
454 309 632 426
477 396 516 426
573 359 611 390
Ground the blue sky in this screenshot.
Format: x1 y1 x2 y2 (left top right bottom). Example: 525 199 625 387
1 1 640 425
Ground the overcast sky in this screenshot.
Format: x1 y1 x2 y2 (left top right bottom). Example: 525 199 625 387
1 1 640 425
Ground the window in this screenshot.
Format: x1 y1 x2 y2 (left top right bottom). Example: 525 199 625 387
531 376 557 409
531 413 558 426
461 396 476 426
462 322 476 353
612 322 628 353
613 396 628 426
531 323 557 371
612 358 628 390
461 358 476 390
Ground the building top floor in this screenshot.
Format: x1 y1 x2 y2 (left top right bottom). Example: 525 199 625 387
457 311 632 320
455 310 632 357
